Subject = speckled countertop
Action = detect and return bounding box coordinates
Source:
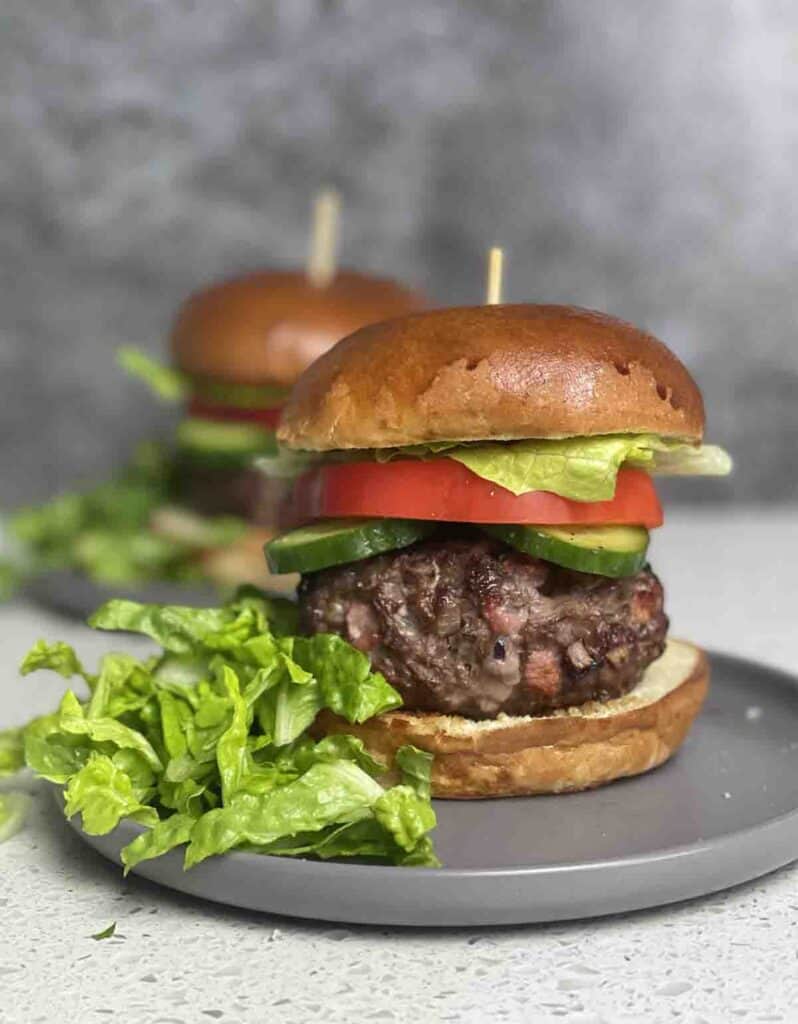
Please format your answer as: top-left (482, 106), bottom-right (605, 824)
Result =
top-left (1, 510), bottom-right (797, 1024)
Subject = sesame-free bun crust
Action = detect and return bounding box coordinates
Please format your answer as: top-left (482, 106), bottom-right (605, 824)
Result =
top-left (278, 305), bottom-right (704, 449)
top-left (171, 270), bottom-right (425, 387)
top-left (313, 640), bottom-right (709, 799)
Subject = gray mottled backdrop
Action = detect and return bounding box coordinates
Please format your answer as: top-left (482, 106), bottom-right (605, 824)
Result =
top-left (2, 0), bottom-right (796, 505)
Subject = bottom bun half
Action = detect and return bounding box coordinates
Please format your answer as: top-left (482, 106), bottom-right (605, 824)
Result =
top-left (150, 505), bottom-right (299, 595)
top-left (313, 639), bottom-right (709, 799)
top-left (198, 527), bottom-right (299, 595)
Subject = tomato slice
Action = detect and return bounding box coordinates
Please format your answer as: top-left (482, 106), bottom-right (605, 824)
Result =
top-left (188, 398), bottom-right (282, 430)
top-left (289, 460), bottom-right (663, 527)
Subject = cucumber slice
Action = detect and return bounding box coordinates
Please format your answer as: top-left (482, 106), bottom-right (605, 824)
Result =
top-left (189, 377), bottom-right (290, 410)
top-left (265, 519), bottom-right (435, 574)
top-left (175, 418), bottom-right (277, 469)
top-left (483, 524), bottom-right (649, 578)
top-left (177, 418), bottom-right (277, 454)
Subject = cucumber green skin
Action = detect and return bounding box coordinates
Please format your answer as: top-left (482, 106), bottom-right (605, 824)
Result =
top-left (174, 445), bottom-right (271, 471)
top-left (482, 524), bottom-right (649, 578)
top-left (175, 419), bottom-right (278, 470)
top-left (189, 376), bottom-right (290, 410)
top-left (265, 519), bottom-right (436, 575)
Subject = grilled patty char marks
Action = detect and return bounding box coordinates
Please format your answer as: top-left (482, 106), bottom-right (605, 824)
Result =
top-left (299, 536), bottom-right (668, 719)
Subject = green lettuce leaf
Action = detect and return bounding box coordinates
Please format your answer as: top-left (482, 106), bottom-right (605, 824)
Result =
top-left (72, 528), bottom-right (193, 586)
top-left (63, 752), bottom-right (159, 834)
top-left (0, 728), bottom-right (25, 778)
top-left (230, 587), bottom-right (299, 638)
top-left (24, 717), bottom-right (92, 784)
top-left (303, 735), bottom-right (387, 777)
top-left (449, 435), bottom-right (730, 500)
top-left (394, 745), bottom-right (434, 800)
top-left (0, 792), bottom-right (31, 843)
top-left (253, 817), bottom-right (439, 865)
top-left (121, 813), bottom-right (196, 873)
top-left (5, 438), bottom-right (252, 590)
top-left (11, 492), bottom-right (89, 553)
top-left (216, 666), bottom-right (250, 803)
top-left (185, 761), bottom-right (384, 867)
top-left (0, 561), bottom-right (22, 601)
top-left (7, 444), bottom-right (189, 586)
top-left (631, 442), bottom-right (733, 477)
top-left (157, 690), bottom-right (192, 761)
top-left (158, 776), bottom-right (212, 817)
top-left (112, 748), bottom-right (156, 795)
top-left (117, 346), bottom-right (188, 402)
top-left (374, 785), bottom-right (437, 853)
top-left (249, 765), bottom-right (439, 867)
top-left (57, 691), bottom-right (163, 771)
top-left (93, 654), bottom-right (154, 719)
top-left (359, 434), bottom-right (732, 501)
top-left (152, 653), bottom-right (210, 689)
top-left (89, 599), bottom-right (260, 654)
top-left (372, 442), bottom-right (460, 462)
top-left (451, 435), bottom-right (648, 499)
top-left (256, 677), bottom-right (323, 748)
top-left (20, 640), bottom-right (90, 683)
top-left (289, 634), bottom-right (402, 723)
top-left (393, 835), bottom-right (440, 867)
top-left (251, 818), bottom-right (389, 859)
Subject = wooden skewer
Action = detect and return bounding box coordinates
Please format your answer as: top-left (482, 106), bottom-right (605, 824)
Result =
top-left (485, 246), bottom-right (504, 305)
top-left (307, 188), bottom-right (341, 288)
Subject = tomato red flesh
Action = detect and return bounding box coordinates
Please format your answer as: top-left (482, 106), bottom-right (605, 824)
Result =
top-left (188, 398), bottom-right (282, 430)
top-left (289, 460), bottom-right (663, 527)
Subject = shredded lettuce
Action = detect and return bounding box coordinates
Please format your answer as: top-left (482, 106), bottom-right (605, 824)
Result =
top-left (7, 588), bottom-right (438, 867)
top-left (3, 441), bottom-right (250, 594)
top-left (117, 347), bottom-right (188, 402)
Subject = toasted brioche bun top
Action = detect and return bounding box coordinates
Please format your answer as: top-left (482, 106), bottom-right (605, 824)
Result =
top-left (278, 304), bottom-right (704, 450)
top-left (170, 270), bottom-right (425, 387)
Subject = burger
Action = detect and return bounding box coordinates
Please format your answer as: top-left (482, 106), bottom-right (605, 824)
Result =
top-left (151, 269), bottom-right (426, 589)
top-left (6, 266), bottom-right (425, 606)
top-left (265, 304), bottom-right (732, 797)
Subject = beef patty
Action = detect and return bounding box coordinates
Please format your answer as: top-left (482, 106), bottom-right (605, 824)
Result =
top-left (298, 536), bottom-right (668, 719)
top-left (172, 460), bottom-right (288, 526)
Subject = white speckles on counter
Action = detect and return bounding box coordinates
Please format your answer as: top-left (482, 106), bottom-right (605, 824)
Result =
top-left (1, 512), bottom-right (798, 1023)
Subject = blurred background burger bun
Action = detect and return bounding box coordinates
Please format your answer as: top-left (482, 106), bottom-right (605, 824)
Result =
top-left (171, 269), bottom-right (427, 386)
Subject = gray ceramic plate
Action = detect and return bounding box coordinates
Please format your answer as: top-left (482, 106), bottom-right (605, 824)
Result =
top-left (26, 570), bottom-right (222, 621)
top-left (61, 651), bottom-right (798, 926)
